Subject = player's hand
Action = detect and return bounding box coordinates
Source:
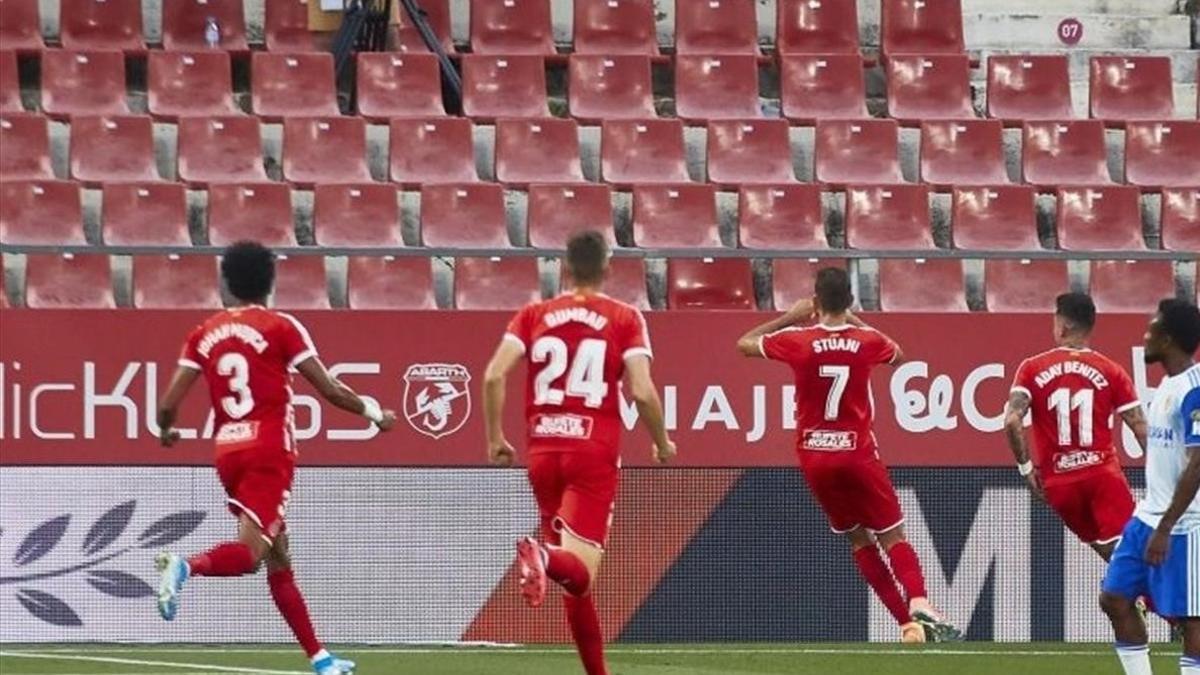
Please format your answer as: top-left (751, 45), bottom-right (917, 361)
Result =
top-left (1023, 472), bottom-right (1045, 502)
top-left (786, 298), bottom-right (816, 323)
top-left (375, 409), bottom-right (397, 432)
top-left (489, 439), bottom-right (516, 467)
top-left (653, 440), bottom-right (677, 465)
top-left (1145, 528), bottom-right (1170, 567)
top-left (159, 428), bottom-right (181, 448)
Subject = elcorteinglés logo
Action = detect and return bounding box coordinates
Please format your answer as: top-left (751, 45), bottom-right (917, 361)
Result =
top-left (403, 363), bottom-right (472, 439)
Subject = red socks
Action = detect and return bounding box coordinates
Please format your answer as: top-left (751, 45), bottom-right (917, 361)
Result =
top-left (564, 594), bottom-right (608, 675)
top-left (187, 542), bottom-right (257, 577)
top-left (268, 568), bottom-right (322, 659)
top-left (545, 546), bottom-right (592, 596)
top-left (885, 542), bottom-right (928, 603)
top-left (853, 546), bottom-right (912, 625)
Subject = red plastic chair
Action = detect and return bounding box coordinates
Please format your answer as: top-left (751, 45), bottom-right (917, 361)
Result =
top-left (495, 118), bottom-right (584, 186)
top-left (1124, 121), bottom-right (1200, 190)
top-left (346, 256), bottom-right (437, 310)
top-left (920, 119), bottom-right (1008, 188)
top-left (1090, 56), bottom-right (1174, 126)
top-left (251, 52), bottom-right (338, 120)
top-left (984, 259), bottom-right (1069, 313)
top-left (265, 0), bottom-right (330, 53)
top-left (60, 0), bottom-right (145, 52)
top-left (177, 116), bottom-right (267, 185)
top-left (420, 183), bottom-right (509, 248)
top-left (567, 54), bottom-right (656, 123)
top-left (780, 53), bottom-right (868, 124)
top-left (25, 254), bottom-right (114, 308)
top-left (69, 115), bottom-right (159, 185)
top-left (147, 50), bottom-right (238, 120)
top-left (461, 55), bottom-right (549, 120)
top-left (881, 0), bottom-right (964, 58)
top-left (282, 116), bottom-right (372, 187)
top-left (454, 257), bottom-right (542, 310)
top-left (1161, 188), bottom-right (1199, 253)
top-left (667, 258), bottom-right (755, 309)
top-left (772, 258), bottom-right (848, 310)
top-left (132, 255), bottom-right (222, 309)
top-left (674, 55), bottom-right (761, 123)
top-left (597, 257), bottom-right (650, 310)
top-left (388, 117), bottom-right (478, 187)
top-left (845, 184), bottom-right (933, 250)
top-left (101, 182), bottom-right (191, 245)
top-left (886, 54), bottom-right (974, 124)
top-left (0, 266), bottom-right (6, 308)
top-left (162, 0), bottom-right (248, 52)
top-left (527, 183), bottom-right (614, 249)
top-left (1090, 260), bottom-right (1176, 313)
top-left (0, 0), bottom-right (42, 52)
top-left (738, 184), bottom-right (826, 249)
top-left (272, 255), bottom-right (329, 310)
top-left (631, 184), bottom-right (720, 248)
top-left (393, 0), bottom-right (454, 53)
top-left (1022, 120), bottom-right (1111, 189)
top-left (0, 180), bottom-right (84, 244)
top-left (814, 119), bottom-right (903, 186)
top-left (207, 183), bottom-right (296, 246)
top-left (600, 119), bottom-right (690, 186)
top-left (675, 0), bottom-right (760, 56)
top-left (1056, 186), bottom-right (1145, 251)
top-left (707, 119), bottom-right (794, 186)
top-left (41, 49), bottom-right (130, 118)
top-left (777, 0), bottom-right (860, 55)
top-left (951, 185), bottom-right (1039, 250)
top-left (573, 0), bottom-right (659, 56)
top-left (986, 55), bottom-right (1073, 126)
top-left (0, 112), bottom-right (53, 180)
top-left (469, 0), bottom-right (555, 55)
top-left (878, 258), bottom-right (966, 312)
top-left (356, 52), bottom-right (445, 121)
top-left (0, 49), bottom-right (20, 111)
top-left (313, 183), bottom-right (402, 246)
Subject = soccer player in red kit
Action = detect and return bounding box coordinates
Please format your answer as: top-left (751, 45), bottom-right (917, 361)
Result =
top-left (154, 242), bottom-right (397, 675)
top-left (737, 267), bottom-right (960, 643)
top-left (1004, 292), bottom-right (1148, 560)
top-left (482, 231), bottom-right (675, 675)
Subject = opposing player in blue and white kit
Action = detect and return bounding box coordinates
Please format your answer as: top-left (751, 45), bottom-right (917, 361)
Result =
top-left (1100, 298), bottom-right (1200, 675)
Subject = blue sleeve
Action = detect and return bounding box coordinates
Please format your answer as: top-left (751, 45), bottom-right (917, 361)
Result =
top-left (1182, 387), bottom-right (1200, 448)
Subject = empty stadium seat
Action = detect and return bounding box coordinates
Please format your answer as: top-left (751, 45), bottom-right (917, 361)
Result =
top-left (282, 116), bottom-right (372, 186)
top-left (1161, 188), bottom-right (1199, 252)
top-left (313, 183), bottom-right (402, 246)
top-left (667, 259), bottom-right (755, 310)
top-left (845, 184), bottom-right (933, 250)
top-left (596, 257), bottom-right (650, 310)
top-left (674, 55), bottom-right (761, 123)
top-left (495, 118), bottom-right (585, 185)
top-left (462, 55), bottom-right (549, 120)
top-left (986, 55), bottom-right (1073, 125)
top-left (1089, 56), bottom-right (1174, 126)
top-left (346, 256), bottom-right (437, 310)
top-left (69, 115), bottom-right (159, 185)
top-left (567, 54), bottom-right (656, 122)
top-left (772, 258), bottom-right (847, 310)
top-left (454, 257), bottom-right (542, 310)
top-left (132, 255), bottom-right (222, 309)
top-left (251, 53), bottom-right (338, 120)
top-left (0, 0), bottom-right (43, 51)
top-left (1124, 121), bottom-right (1200, 190)
top-left (1022, 120), bottom-right (1111, 188)
top-left (176, 116), bottom-right (268, 185)
top-left (601, 119), bottom-right (690, 186)
top-left (420, 183), bottom-right (509, 247)
top-left (60, 0), bottom-right (145, 51)
top-left (880, 0), bottom-right (964, 58)
top-left (207, 183), bottom-right (296, 246)
top-left (41, 49), bottom-right (129, 118)
top-left (0, 181), bottom-right (84, 244)
top-left (101, 182), bottom-right (191, 245)
top-left (162, 0), bottom-right (248, 52)
top-left (776, 0), bottom-right (860, 55)
top-left (1090, 261), bottom-right (1176, 313)
top-left (25, 254), bottom-right (114, 309)
top-left (393, 0), bottom-right (454, 53)
top-left (879, 258), bottom-right (966, 312)
top-left (984, 259), bottom-right (1069, 313)
top-left (0, 113), bottom-right (53, 180)
top-left (707, 119), bottom-right (795, 185)
top-left (265, 0), bottom-right (330, 53)
top-left (271, 256), bottom-right (329, 310)
top-left (0, 49), bottom-right (19, 111)
top-left (1056, 186), bottom-right (1145, 251)
top-left (632, 184), bottom-right (720, 248)
top-left (886, 54), bottom-right (974, 124)
top-left (389, 117), bottom-right (479, 187)
top-left (780, 53), bottom-right (868, 124)
top-left (469, 0), bottom-right (555, 55)
top-left (815, 119), bottom-right (903, 186)
top-left (527, 184), bottom-right (614, 248)
top-left (738, 185), bottom-right (826, 249)
top-left (675, 0), bottom-right (759, 56)
top-left (0, 273), bottom-right (6, 308)
top-left (356, 52), bottom-right (445, 121)
top-left (920, 119), bottom-right (1008, 188)
top-left (951, 185), bottom-right (1039, 250)
top-left (573, 0), bottom-right (659, 56)
top-left (147, 51), bottom-right (239, 120)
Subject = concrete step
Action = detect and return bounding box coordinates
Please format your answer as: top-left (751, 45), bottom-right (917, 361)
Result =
top-left (963, 14), bottom-right (1192, 50)
top-left (963, 0), bottom-right (1182, 15)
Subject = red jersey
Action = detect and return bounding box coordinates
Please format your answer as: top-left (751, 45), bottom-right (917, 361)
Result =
top-left (505, 293), bottom-right (652, 460)
top-left (761, 324), bottom-right (898, 462)
top-left (1011, 347), bottom-right (1139, 486)
top-left (178, 306), bottom-right (317, 458)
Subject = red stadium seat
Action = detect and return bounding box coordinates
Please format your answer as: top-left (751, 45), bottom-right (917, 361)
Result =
top-left (162, 0), bottom-right (248, 52)
top-left (845, 184), bottom-right (933, 250)
top-left (282, 116), bottom-right (371, 187)
top-left (674, 55), bottom-right (761, 123)
top-left (132, 255), bottom-right (222, 309)
top-left (24, 254), bottom-right (114, 309)
top-left (0, 0), bottom-right (42, 52)
top-left (920, 119), bottom-right (1008, 189)
top-left (597, 258), bottom-right (650, 310)
top-left (950, 185), bottom-right (1039, 250)
top-left (60, 0), bottom-right (144, 52)
top-left (356, 52), bottom-right (445, 121)
top-left (388, 117), bottom-right (478, 187)
top-left (777, 0), bottom-right (860, 55)
top-left (454, 257), bottom-right (542, 310)
top-left (667, 258), bottom-right (755, 310)
top-left (420, 183), bottom-right (508, 247)
top-left (886, 54), bottom-right (974, 124)
top-left (272, 256), bottom-right (329, 310)
top-left (495, 118), bottom-right (584, 186)
top-left (251, 53), bottom-right (338, 120)
top-left (176, 116), bottom-right (267, 185)
top-left (879, 258), bottom-right (966, 312)
top-left (0, 49), bottom-right (20, 112)
top-left (1124, 121), bottom-right (1200, 190)
top-left (1090, 260), bottom-right (1176, 313)
top-left (986, 55), bottom-right (1073, 126)
top-left (1089, 56), bottom-right (1174, 126)
top-left (1161, 188), bottom-right (1199, 252)
top-left (772, 258), bottom-right (848, 310)
top-left (600, 119), bottom-right (690, 186)
top-left (469, 0), bottom-right (555, 55)
top-left (393, 0), bottom-right (454, 53)
top-left (101, 182), bottom-right (190, 245)
top-left (41, 49), bottom-right (129, 118)
top-left (313, 183), bottom-right (402, 246)
top-left (631, 184), bottom-right (720, 248)
top-left (707, 119), bottom-right (795, 186)
top-left (147, 51), bottom-right (238, 120)
top-left (346, 256), bottom-right (437, 310)
top-left (0, 180), bottom-right (84, 244)
top-left (527, 183), bottom-right (614, 248)
top-left (675, 0), bottom-right (759, 56)
top-left (780, 53), bottom-right (868, 124)
top-left (881, 0), bottom-right (964, 58)
top-left (462, 55), bottom-right (549, 120)
top-left (265, 0), bottom-right (330, 53)
top-left (738, 184), bottom-right (826, 249)
top-left (207, 183), bottom-right (296, 246)
top-left (1056, 186), bottom-right (1145, 251)
top-left (984, 259), bottom-right (1069, 313)
top-left (69, 115), bottom-right (159, 185)
top-left (573, 0), bottom-right (659, 56)
top-left (814, 119), bottom-right (903, 186)
top-left (0, 112), bottom-right (53, 180)
top-left (567, 54), bottom-right (656, 123)
top-left (1022, 120), bottom-right (1111, 189)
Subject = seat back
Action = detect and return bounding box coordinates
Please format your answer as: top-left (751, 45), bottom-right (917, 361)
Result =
top-left (738, 185), bottom-right (826, 249)
top-left (986, 55), bottom-right (1073, 124)
top-left (878, 258), bottom-right (967, 312)
top-left (455, 257), bottom-right (542, 310)
top-left (207, 183), bottom-right (296, 246)
top-left (707, 119), bottom-right (795, 185)
top-left (133, 255), bottom-right (222, 309)
top-left (631, 184), bottom-right (720, 248)
top-left (919, 119), bottom-right (1008, 188)
top-left (469, 0), bottom-right (555, 55)
top-left (26, 254), bottom-right (114, 308)
top-left (667, 259), bottom-right (756, 309)
top-left (845, 184), bottom-right (933, 250)
top-left (420, 183), bottom-right (509, 248)
top-left (777, 0), bottom-right (860, 55)
top-left (527, 184), bottom-right (615, 249)
top-left (573, 0), bottom-right (659, 55)
top-left (815, 119), bottom-right (902, 186)
top-left (148, 50), bottom-right (238, 120)
top-left (675, 0), bottom-right (759, 55)
top-left (984, 259), bottom-right (1070, 313)
top-left (462, 55), bottom-right (549, 120)
top-left (950, 185), bottom-right (1039, 250)
top-left (780, 53), bottom-right (868, 124)
top-left (251, 52), bottom-right (338, 120)
top-left (347, 256), bottom-right (437, 310)
top-left (177, 115), bottom-right (267, 185)
top-left (356, 52), bottom-right (445, 120)
top-left (567, 54), bottom-right (655, 122)
top-left (102, 182), bottom-right (191, 245)
top-left (0, 180), bottom-right (84, 244)
top-left (313, 183), bottom-right (402, 246)
top-left (389, 117), bottom-right (478, 186)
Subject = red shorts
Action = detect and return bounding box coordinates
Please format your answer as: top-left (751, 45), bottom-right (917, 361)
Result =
top-left (1043, 470), bottom-right (1135, 545)
top-left (215, 445), bottom-right (295, 543)
top-left (527, 450), bottom-right (619, 549)
top-left (800, 455), bottom-right (905, 534)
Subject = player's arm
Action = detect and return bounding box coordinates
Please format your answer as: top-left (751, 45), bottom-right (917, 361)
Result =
top-left (157, 365), bottom-right (201, 447)
top-left (1119, 405), bottom-right (1149, 453)
top-left (1003, 389), bottom-right (1044, 500)
top-left (736, 298), bottom-right (814, 358)
top-left (482, 338), bottom-right (524, 467)
top-left (625, 354), bottom-right (675, 464)
top-left (1146, 446), bottom-right (1200, 565)
top-left (295, 357), bottom-right (396, 430)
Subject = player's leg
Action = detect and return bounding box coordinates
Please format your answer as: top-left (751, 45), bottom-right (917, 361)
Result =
top-left (1182, 619), bottom-right (1200, 674)
top-left (266, 534), bottom-right (356, 675)
top-left (156, 510), bottom-right (270, 621)
top-left (843, 525), bottom-right (919, 639)
top-left (517, 453), bottom-right (566, 607)
top-left (555, 528), bottom-right (609, 675)
top-left (1100, 520), bottom-right (1153, 675)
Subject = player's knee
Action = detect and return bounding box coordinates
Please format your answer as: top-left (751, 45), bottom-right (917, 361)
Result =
top-left (1099, 591), bottom-right (1131, 617)
top-left (846, 528), bottom-right (875, 551)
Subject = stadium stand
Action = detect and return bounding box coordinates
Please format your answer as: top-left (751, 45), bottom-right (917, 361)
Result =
top-left (738, 185), bottom-right (826, 249)
top-left (983, 259), bottom-right (1071, 313)
top-left (878, 258), bottom-right (967, 312)
top-left (355, 52), bottom-right (446, 121)
top-left (776, 0), bottom-right (861, 56)
top-left (454, 257), bottom-right (542, 310)
top-left (1124, 121), bottom-right (1200, 190)
top-left (461, 55), bottom-right (550, 120)
top-left (814, 119), bottom-right (904, 186)
top-left (161, 0), bottom-right (248, 53)
top-left (674, 0), bottom-right (760, 56)
top-left (494, 118), bottom-right (586, 186)
top-left (131, 255), bottom-right (223, 309)
top-left (631, 184), bottom-right (721, 248)
top-left (1056, 186), bottom-right (1146, 251)
top-left (919, 120), bottom-right (1009, 188)
top-left (389, 117), bottom-right (480, 187)
top-left (950, 185), bottom-right (1040, 251)
top-left (600, 119), bottom-right (690, 186)
top-left (1089, 56), bottom-right (1176, 125)
top-left (986, 55), bottom-right (1074, 125)
top-left (392, 0), bottom-right (454, 53)
top-left (572, 0), bottom-right (660, 56)
top-left (469, 0), bottom-right (556, 56)
top-left (666, 258), bottom-right (755, 309)
top-left (265, 0), bottom-right (330, 53)
top-left (780, 53), bottom-right (869, 124)
top-left (0, 180), bottom-right (85, 244)
top-left (272, 255), bottom-right (330, 309)
top-left (567, 54), bottom-right (657, 122)
top-left (772, 258), bottom-right (848, 310)
top-left (59, 0), bottom-right (145, 52)
top-left (526, 184), bottom-right (615, 248)
top-left (206, 183), bottom-right (297, 246)
top-left (282, 116), bottom-right (373, 187)
top-left (101, 182), bottom-right (191, 245)
top-left (0, 0), bottom-right (43, 52)
top-left (177, 116), bottom-right (269, 185)
top-left (41, 49), bottom-right (129, 118)
top-left (597, 257), bottom-right (651, 310)
top-left (312, 183), bottom-right (403, 247)
top-left (346, 256), bottom-right (438, 310)
top-left (0, 113), bottom-right (54, 181)
top-left (674, 55), bottom-right (762, 122)
top-left (1090, 260), bottom-right (1177, 313)
top-left (147, 51), bottom-right (239, 120)
top-left (880, 0), bottom-right (965, 58)
top-left (0, 49), bottom-right (19, 111)
top-left (24, 253), bottom-right (114, 308)
top-left (251, 52), bottom-right (339, 120)
top-left (1022, 120), bottom-right (1112, 189)
top-left (885, 54), bottom-right (974, 124)
top-left (419, 183), bottom-right (509, 248)
top-left (706, 119), bottom-right (796, 186)
top-left (1161, 188), bottom-right (1199, 252)
top-left (844, 184), bottom-right (934, 250)
top-left (69, 115), bottom-right (160, 185)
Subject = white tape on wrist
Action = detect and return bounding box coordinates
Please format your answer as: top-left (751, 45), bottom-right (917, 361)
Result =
top-left (1017, 461), bottom-right (1034, 477)
top-left (361, 398), bottom-right (384, 424)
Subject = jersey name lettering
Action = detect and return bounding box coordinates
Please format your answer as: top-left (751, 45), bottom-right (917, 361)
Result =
top-left (197, 323), bottom-right (269, 359)
top-left (812, 337), bottom-right (861, 354)
top-left (1033, 361), bottom-right (1111, 390)
top-left (543, 307), bottom-right (609, 331)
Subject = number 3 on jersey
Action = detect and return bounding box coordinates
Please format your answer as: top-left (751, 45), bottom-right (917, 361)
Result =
top-left (531, 336), bottom-right (609, 408)
top-left (217, 353), bottom-right (255, 419)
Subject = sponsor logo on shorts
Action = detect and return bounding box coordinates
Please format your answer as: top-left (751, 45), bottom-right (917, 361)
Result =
top-left (802, 430), bottom-right (857, 452)
top-left (403, 363), bottom-right (472, 440)
top-left (532, 414), bottom-right (594, 439)
top-left (215, 421), bottom-right (258, 445)
top-left (1052, 450), bottom-right (1103, 473)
